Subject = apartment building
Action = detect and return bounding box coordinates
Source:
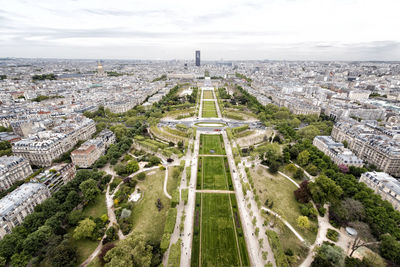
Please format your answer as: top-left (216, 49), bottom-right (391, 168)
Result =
top-left (331, 120), bottom-right (400, 176)
top-left (35, 163), bottom-right (76, 193)
top-left (71, 139), bottom-right (105, 168)
top-left (12, 118), bottom-right (96, 167)
top-left (0, 156), bottom-right (33, 191)
top-left (70, 129), bottom-right (115, 168)
top-left (0, 183), bottom-right (50, 239)
top-left (313, 136), bottom-right (363, 167)
top-left (360, 172), bottom-right (400, 211)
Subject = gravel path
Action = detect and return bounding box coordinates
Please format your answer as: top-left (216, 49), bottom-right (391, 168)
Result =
top-left (261, 207), bottom-right (305, 243)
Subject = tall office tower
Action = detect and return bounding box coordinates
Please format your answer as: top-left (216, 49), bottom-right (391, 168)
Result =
top-left (195, 50), bottom-right (200, 66)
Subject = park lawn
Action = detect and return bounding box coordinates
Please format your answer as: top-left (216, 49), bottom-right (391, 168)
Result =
top-left (263, 212), bottom-right (309, 266)
top-left (130, 169), bottom-right (171, 243)
top-left (191, 193), bottom-right (202, 267)
top-left (82, 193), bottom-right (107, 219)
top-left (199, 156), bottom-right (230, 190)
top-left (75, 238), bottom-right (100, 266)
top-left (202, 101), bottom-right (217, 118)
top-left (250, 166), bottom-right (317, 244)
top-left (167, 166), bottom-right (181, 196)
top-left (203, 90), bottom-right (214, 99)
top-left (200, 193), bottom-right (242, 267)
top-left (200, 134), bottom-right (225, 155)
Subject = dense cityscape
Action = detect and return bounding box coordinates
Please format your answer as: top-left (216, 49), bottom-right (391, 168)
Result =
top-left (0, 55), bottom-right (399, 267)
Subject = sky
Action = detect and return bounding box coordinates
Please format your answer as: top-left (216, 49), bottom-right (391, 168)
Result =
top-left (0, 0), bottom-right (399, 61)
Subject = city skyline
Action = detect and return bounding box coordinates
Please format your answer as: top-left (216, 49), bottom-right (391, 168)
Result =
top-left (1, 0), bottom-right (400, 61)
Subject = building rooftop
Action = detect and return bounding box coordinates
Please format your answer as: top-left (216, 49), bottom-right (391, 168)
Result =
top-left (0, 182), bottom-right (47, 217)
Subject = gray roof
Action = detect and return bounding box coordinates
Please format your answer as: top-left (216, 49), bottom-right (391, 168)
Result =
top-left (0, 183), bottom-right (47, 217)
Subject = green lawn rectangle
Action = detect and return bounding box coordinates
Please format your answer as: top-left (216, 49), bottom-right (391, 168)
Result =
top-left (200, 134), bottom-right (225, 155)
top-left (202, 101), bottom-right (217, 117)
top-left (197, 156), bottom-right (230, 190)
top-left (200, 193), bottom-right (242, 267)
top-left (203, 90), bottom-right (214, 99)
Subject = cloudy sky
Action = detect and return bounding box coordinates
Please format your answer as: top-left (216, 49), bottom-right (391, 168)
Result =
top-left (0, 0), bottom-right (399, 60)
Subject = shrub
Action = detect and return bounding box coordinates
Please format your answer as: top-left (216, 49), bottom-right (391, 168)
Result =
top-left (326, 229), bottom-right (339, 242)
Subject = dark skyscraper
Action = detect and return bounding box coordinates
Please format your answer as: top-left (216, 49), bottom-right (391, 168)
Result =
top-left (195, 50), bottom-right (200, 66)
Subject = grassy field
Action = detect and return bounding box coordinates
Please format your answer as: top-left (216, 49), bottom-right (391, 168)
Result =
top-left (203, 90), bottom-right (214, 99)
top-left (197, 156), bottom-right (232, 190)
top-left (197, 193), bottom-right (248, 267)
top-left (250, 166), bottom-right (317, 244)
top-left (130, 169), bottom-right (171, 243)
top-left (199, 134), bottom-right (225, 155)
top-left (167, 166), bottom-right (181, 195)
top-left (202, 101), bottom-right (218, 118)
top-left (82, 193), bottom-right (107, 218)
top-left (263, 212), bottom-right (309, 266)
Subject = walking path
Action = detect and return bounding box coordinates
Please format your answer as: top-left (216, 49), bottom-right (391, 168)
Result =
top-left (223, 131), bottom-right (276, 266)
top-left (195, 189), bottom-right (235, 194)
top-left (162, 138), bottom-right (194, 266)
top-left (80, 166), bottom-right (125, 267)
top-left (163, 166), bottom-right (172, 199)
top-left (260, 163), bottom-right (300, 188)
top-left (261, 207), bottom-right (305, 243)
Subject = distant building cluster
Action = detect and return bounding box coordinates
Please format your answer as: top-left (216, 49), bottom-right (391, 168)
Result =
top-left (331, 119), bottom-right (400, 176)
top-left (12, 116), bottom-right (96, 166)
top-left (313, 136), bottom-right (363, 167)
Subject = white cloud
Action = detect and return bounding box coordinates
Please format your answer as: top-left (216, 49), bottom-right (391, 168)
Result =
top-left (0, 0), bottom-right (399, 60)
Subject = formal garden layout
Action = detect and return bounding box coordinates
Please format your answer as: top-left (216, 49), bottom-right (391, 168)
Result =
top-left (201, 101), bottom-right (218, 118)
top-left (2, 78), bottom-right (397, 267)
top-left (202, 90), bottom-right (214, 100)
top-left (191, 193), bottom-right (249, 267)
top-left (199, 134), bottom-right (225, 155)
top-left (196, 156), bottom-right (232, 191)
top-left (191, 135), bottom-right (249, 266)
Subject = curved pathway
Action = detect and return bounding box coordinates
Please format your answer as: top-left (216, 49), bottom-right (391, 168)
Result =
top-left (261, 207), bottom-right (305, 243)
top-left (163, 166), bottom-right (172, 199)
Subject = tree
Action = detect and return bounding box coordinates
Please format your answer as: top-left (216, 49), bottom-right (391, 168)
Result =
top-left (0, 256), bottom-right (5, 267)
top-left (22, 225), bottom-right (53, 254)
top-left (73, 218), bottom-right (96, 240)
top-left (137, 172), bottom-right (146, 180)
top-left (308, 175), bottom-right (343, 204)
top-left (79, 179), bottom-right (100, 203)
top-left (338, 164), bottom-right (349, 173)
top-left (294, 168), bottom-right (305, 180)
top-left (342, 198), bottom-right (365, 221)
top-left (126, 160), bottom-right (139, 174)
top-left (68, 210), bottom-right (84, 226)
top-left (297, 150), bottom-right (310, 166)
top-left (311, 243), bottom-right (345, 267)
top-left (0, 233), bottom-right (23, 259)
top-left (294, 180), bottom-right (311, 203)
top-left (348, 221), bottom-right (375, 257)
top-left (305, 164), bottom-right (319, 176)
top-left (285, 163), bottom-right (297, 173)
top-left (10, 252), bottom-right (31, 267)
top-left (99, 243), bottom-right (115, 264)
top-left (48, 240), bottom-right (77, 267)
top-left (298, 125), bottom-right (320, 140)
top-left (297, 216), bottom-right (310, 229)
top-left (104, 233), bottom-right (152, 267)
top-left (379, 234), bottom-right (400, 265)
top-left (268, 161), bottom-right (280, 174)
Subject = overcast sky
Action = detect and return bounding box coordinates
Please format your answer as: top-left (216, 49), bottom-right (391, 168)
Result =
top-left (0, 0), bottom-right (399, 60)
